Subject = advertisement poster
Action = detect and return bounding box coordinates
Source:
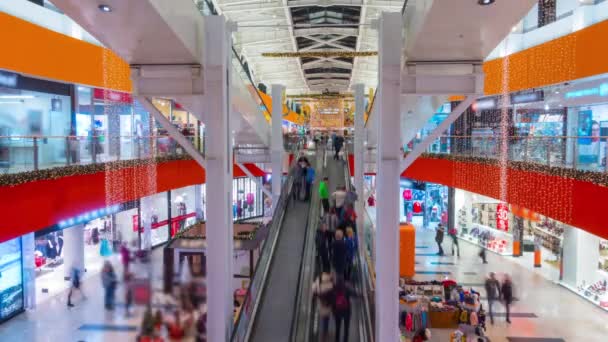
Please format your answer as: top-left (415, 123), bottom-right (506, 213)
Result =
top-left (0, 237), bottom-right (24, 321)
top-left (578, 110), bottom-right (600, 164)
top-left (496, 203), bottom-right (509, 232)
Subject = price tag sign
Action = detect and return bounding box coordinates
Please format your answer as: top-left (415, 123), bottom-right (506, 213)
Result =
top-left (496, 203), bottom-right (509, 231)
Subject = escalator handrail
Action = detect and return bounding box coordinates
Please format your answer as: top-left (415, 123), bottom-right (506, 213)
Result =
top-left (344, 150), bottom-right (375, 342)
top-left (230, 148), bottom-right (302, 342)
top-left (290, 148), bottom-right (324, 342)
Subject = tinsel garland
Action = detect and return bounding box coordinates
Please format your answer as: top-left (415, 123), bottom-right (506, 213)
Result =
top-left (0, 155), bottom-right (191, 188)
top-left (262, 51), bottom-right (377, 58)
top-left (287, 93), bottom-right (354, 99)
top-left (417, 153), bottom-right (608, 188)
top-left (171, 220), bottom-right (260, 241)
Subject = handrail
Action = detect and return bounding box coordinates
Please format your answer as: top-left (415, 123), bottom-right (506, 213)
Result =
top-left (344, 150), bottom-right (375, 342)
top-left (290, 149), bottom-right (322, 342)
top-left (230, 147), bottom-right (301, 342)
top-left (363, 88), bottom-right (377, 127)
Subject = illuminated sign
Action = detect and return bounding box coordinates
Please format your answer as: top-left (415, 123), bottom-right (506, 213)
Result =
top-left (565, 83), bottom-right (608, 99)
top-left (510, 90), bottom-right (543, 104)
top-left (473, 98), bottom-right (497, 111)
top-left (0, 71), bottom-right (18, 88)
top-left (58, 204), bottom-right (121, 228)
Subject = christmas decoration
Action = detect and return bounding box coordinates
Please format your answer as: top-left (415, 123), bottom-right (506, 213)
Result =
top-left (262, 51), bottom-right (377, 58)
top-left (171, 220), bottom-right (261, 241)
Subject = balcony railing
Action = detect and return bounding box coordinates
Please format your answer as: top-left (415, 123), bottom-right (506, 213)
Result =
top-left (408, 135), bottom-right (608, 173)
top-left (0, 134), bottom-right (204, 174)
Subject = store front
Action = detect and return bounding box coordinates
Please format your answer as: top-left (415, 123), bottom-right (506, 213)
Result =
top-left (0, 71), bottom-right (72, 173)
top-left (399, 179), bottom-right (448, 229)
top-left (454, 189), bottom-right (564, 280)
top-left (232, 176), bottom-right (265, 221)
top-left (0, 237), bottom-right (24, 323)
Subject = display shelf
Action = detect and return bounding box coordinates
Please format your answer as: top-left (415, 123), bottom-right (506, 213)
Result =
top-left (458, 234), bottom-right (512, 256)
top-left (560, 282), bottom-right (608, 312)
top-left (472, 223), bottom-right (512, 237)
top-left (533, 226), bottom-right (563, 240)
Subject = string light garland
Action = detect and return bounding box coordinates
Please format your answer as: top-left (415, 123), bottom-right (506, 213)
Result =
top-left (262, 51), bottom-right (377, 58)
top-left (0, 155), bottom-right (190, 188)
top-left (414, 153), bottom-right (608, 187)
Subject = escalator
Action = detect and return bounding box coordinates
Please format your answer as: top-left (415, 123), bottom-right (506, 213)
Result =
top-left (231, 150), bottom-right (320, 342)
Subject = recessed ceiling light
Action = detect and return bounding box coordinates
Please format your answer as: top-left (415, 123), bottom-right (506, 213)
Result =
top-left (544, 104), bottom-right (550, 110)
top-left (98, 4), bottom-right (112, 13)
top-left (478, 0), bottom-right (495, 5)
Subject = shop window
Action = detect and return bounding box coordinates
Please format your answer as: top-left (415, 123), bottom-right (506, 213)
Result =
top-left (538, 0), bottom-right (557, 27)
top-left (0, 237), bottom-right (24, 322)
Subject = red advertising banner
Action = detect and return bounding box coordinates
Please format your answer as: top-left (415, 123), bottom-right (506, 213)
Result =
top-left (94, 88), bottom-right (133, 103)
top-left (496, 203), bottom-right (509, 231)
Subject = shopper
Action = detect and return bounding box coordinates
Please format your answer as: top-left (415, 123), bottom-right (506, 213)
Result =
top-left (501, 274), bottom-right (514, 324)
top-left (305, 162), bottom-right (316, 201)
top-left (479, 246), bottom-right (488, 264)
top-left (120, 242), bottom-right (131, 275)
top-left (344, 187), bottom-right (358, 209)
top-left (67, 266), bottom-right (85, 308)
top-left (331, 278), bottom-right (357, 342)
top-left (435, 224), bottom-right (445, 256)
top-left (344, 227), bottom-right (358, 281)
top-left (484, 272), bottom-right (501, 324)
top-left (332, 186), bottom-right (347, 221)
top-left (316, 223), bottom-right (332, 273)
top-left (101, 261), bottom-right (118, 311)
top-left (312, 273), bottom-right (334, 341)
top-left (332, 230), bottom-right (348, 279)
top-left (319, 177), bottom-right (330, 215)
top-left (124, 271), bottom-right (134, 317)
top-left (333, 134), bottom-right (344, 160)
top-left (448, 226), bottom-right (460, 257)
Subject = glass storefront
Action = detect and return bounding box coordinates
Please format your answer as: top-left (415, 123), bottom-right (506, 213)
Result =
top-left (568, 103), bottom-right (608, 171)
top-left (0, 72), bottom-right (72, 173)
top-left (0, 237), bottom-right (24, 322)
top-left (171, 186), bottom-right (197, 237)
top-left (141, 191), bottom-right (170, 248)
top-left (399, 179), bottom-right (448, 229)
top-left (232, 177), bottom-right (265, 221)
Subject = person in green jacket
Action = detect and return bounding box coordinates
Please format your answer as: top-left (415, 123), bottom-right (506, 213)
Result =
top-left (319, 176), bottom-right (330, 215)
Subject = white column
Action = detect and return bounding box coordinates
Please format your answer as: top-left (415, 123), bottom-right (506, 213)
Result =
top-left (203, 15), bottom-right (234, 341)
top-left (271, 84), bottom-right (285, 211)
top-left (21, 233), bottom-right (36, 309)
top-left (194, 184), bottom-right (204, 220)
top-left (375, 12), bottom-right (403, 342)
top-left (572, 0), bottom-right (595, 32)
top-left (63, 224), bottom-right (85, 279)
top-left (354, 83), bottom-right (366, 247)
top-left (141, 196), bottom-right (153, 251)
top-left (562, 225), bottom-right (600, 288)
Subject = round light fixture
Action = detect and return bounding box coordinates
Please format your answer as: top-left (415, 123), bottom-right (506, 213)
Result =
top-left (98, 4), bottom-right (112, 12)
top-left (478, 0), bottom-right (495, 5)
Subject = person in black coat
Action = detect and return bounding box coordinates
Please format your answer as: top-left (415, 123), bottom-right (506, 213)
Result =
top-left (332, 230), bottom-right (348, 278)
top-left (435, 224), bottom-right (445, 256)
top-left (316, 223), bottom-right (332, 273)
top-left (329, 278), bottom-right (358, 342)
top-left (501, 274), bottom-right (514, 324)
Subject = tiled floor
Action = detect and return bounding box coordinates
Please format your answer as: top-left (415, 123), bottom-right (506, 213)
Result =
top-left (2, 221), bottom-right (608, 341)
top-left (414, 227), bottom-right (608, 342)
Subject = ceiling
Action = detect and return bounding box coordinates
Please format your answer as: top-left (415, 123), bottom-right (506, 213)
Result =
top-left (214, 0), bottom-right (402, 94)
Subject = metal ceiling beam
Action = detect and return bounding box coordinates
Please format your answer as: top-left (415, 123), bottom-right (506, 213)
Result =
top-left (302, 58), bottom-right (353, 68)
top-left (293, 27), bottom-right (358, 37)
top-left (301, 35), bottom-right (355, 51)
top-left (282, 0), bottom-right (308, 91)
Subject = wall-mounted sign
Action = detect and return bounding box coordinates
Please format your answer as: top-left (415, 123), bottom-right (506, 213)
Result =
top-left (510, 90), bottom-right (544, 104)
top-left (565, 83), bottom-right (608, 99)
top-left (0, 71), bottom-right (18, 88)
top-left (496, 203), bottom-right (509, 231)
top-left (472, 97), bottom-right (497, 111)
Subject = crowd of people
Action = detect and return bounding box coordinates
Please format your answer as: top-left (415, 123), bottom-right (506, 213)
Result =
top-left (314, 173), bottom-right (361, 341)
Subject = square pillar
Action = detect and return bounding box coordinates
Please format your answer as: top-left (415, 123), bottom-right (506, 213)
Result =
top-left (203, 15), bottom-right (234, 341)
top-left (63, 224), bottom-right (85, 279)
top-left (354, 83), bottom-right (366, 248)
top-left (375, 12), bottom-right (403, 342)
top-left (271, 84), bottom-right (285, 211)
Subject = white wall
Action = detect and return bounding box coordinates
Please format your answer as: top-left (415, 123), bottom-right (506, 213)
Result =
top-left (562, 225), bottom-right (601, 288)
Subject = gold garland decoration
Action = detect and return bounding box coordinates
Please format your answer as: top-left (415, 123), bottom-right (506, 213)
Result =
top-left (171, 220), bottom-right (261, 241)
top-left (287, 93), bottom-right (354, 99)
top-left (415, 153), bottom-right (608, 188)
top-left (0, 155), bottom-right (190, 188)
top-left (262, 51), bottom-right (377, 58)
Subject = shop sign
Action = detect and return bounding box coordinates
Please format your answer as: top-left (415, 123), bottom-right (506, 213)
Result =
top-left (510, 90), bottom-right (543, 104)
top-left (472, 97), bottom-right (497, 111)
top-left (496, 203), bottom-right (509, 231)
top-left (0, 71), bottom-right (18, 88)
top-left (565, 83), bottom-right (608, 99)
top-left (93, 88), bottom-right (133, 103)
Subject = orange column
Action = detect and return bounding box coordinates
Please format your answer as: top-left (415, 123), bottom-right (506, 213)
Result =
top-left (400, 223), bottom-right (416, 278)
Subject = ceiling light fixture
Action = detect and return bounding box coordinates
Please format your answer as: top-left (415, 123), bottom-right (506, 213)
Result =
top-left (478, 0), bottom-right (495, 5)
top-left (98, 4), bottom-right (112, 13)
